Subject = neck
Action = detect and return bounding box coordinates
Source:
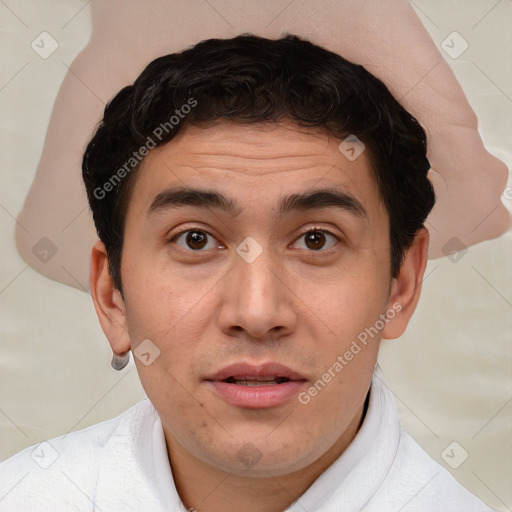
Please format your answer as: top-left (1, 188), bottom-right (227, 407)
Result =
top-left (164, 399), bottom-right (368, 512)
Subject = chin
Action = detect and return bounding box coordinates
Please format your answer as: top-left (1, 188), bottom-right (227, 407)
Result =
top-left (195, 426), bottom-right (327, 477)
top-left (210, 447), bottom-right (316, 477)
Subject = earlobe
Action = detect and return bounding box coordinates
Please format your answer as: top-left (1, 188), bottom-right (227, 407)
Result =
top-left (382, 228), bottom-right (429, 340)
top-left (89, 241), bottom-right (131, 355)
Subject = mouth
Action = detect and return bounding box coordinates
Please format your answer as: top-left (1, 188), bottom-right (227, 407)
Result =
top-left (206, 362), bottom-right (307, 409)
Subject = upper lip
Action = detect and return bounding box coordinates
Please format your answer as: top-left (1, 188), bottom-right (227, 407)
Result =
top-left (206, 362), bottom-right (307, 382)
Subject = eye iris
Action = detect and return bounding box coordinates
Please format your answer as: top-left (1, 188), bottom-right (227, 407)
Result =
top-left (305, 231), bottom-right (325, 250)
top-left (186, 231), bottom-right (207, 250)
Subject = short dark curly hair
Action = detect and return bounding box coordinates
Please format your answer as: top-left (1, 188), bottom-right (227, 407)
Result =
top-left (83, 34), bottom-right (435, 294)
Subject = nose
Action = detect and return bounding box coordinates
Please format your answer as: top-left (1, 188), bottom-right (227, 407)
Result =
top-left (217, 247), bottom-right (298, 341)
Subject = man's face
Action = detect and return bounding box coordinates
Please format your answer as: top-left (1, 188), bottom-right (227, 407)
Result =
top-left (120, 121), bottom-right (393, 476)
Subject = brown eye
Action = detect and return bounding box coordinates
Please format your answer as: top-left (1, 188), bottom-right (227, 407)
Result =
top-left (293, 229), bottom-right (338, 251)
top-left (173, 230), bottom-right (218, 251)
top-left (305, 231), bottom-right (326, 250)
top-left (186, 231), bottom-right (207, 249)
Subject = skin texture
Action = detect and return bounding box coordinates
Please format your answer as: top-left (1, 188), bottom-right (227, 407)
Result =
top-left (90, 121), bottom-right (429, 512)
top-left (15, 0), bottom-right (509, 291)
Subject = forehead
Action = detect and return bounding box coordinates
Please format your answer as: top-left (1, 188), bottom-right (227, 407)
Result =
top-left (126, 121), bottom-right (383, 220)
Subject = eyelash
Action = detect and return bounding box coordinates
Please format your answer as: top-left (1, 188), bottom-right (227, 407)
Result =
top-left (168, 226), bottom-right (341, 253)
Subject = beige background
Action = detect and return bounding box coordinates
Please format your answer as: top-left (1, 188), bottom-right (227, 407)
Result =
top-left (0, 0), bottom-right (511, 510)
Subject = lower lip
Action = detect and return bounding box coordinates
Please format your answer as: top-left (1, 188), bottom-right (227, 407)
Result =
top-left (207, 380), bottom-right (306, 409)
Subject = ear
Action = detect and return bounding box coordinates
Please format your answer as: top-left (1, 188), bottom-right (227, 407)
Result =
top-left (89, 240), bottom-right (131, 355)
top-left (382, 228), bottom-right (429, 340)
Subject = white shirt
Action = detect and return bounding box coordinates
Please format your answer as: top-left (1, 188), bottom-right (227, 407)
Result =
top-left (0, 365), bottom-right (496, 511)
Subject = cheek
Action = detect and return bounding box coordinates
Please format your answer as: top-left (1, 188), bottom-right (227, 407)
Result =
top-left (122, 247), bottom-right (211, 341)
top-left (292, 264), bottom-right (389, 409)
top-left (122, 267), bottom-right (215, 413)
top-left (297, 261), bottom-right (389, 339)
top-left (137, 360), bottom-right (223, 461)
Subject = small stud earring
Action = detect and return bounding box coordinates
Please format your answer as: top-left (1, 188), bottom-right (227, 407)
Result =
top-left (111, 352), bottom-right (130, 371)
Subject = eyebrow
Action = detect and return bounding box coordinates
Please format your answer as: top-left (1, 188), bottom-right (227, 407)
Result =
top-left (147, 186), bottom-right (367, 219)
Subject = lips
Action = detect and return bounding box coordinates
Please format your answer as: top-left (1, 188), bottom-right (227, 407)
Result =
top-left (205, 362), bottom-right (307, 409)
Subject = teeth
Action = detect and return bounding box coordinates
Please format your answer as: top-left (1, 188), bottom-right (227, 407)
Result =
top-left (239, 376), bottom-right (277, 381)
top-left (234, 379), bottom-right (279, 386)
top-left (225, 376), bottom-right (290, 386)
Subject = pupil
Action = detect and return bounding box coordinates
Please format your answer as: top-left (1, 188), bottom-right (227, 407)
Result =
top-left (187, 231), bottom-right (207, 250)
top-left (306, 231), bottom-right (325, 250)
